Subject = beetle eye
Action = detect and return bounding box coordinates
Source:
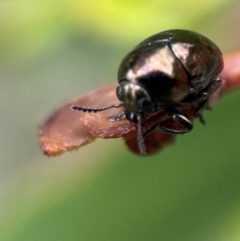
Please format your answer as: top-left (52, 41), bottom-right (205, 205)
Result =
top-left (116, 85), bottom-right (123, 101)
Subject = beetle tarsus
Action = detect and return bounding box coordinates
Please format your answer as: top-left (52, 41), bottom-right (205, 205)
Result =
top-left (195, 99), bottom-right (209, 125)
top-left (108, 112), bottom-right (126, 121)
top-left (197, 113), bottom-right (206, 125)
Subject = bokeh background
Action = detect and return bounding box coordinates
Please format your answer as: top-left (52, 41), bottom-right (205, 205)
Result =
top-left (1, 1), bottom-right (240, 240)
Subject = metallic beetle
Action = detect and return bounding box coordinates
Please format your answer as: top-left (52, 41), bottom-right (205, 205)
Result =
top-left (72, 29), bottom-right (224, 155)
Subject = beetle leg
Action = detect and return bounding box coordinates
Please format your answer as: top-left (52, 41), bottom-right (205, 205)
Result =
top-left (195, 99), bottom-right (208, 125)
top-left (181, 93), bottom-right (206, 104)
top-left (205, 78), bottom-right (222, 95)
top-left (197, 113), bottom-right (206, 126)
top-left (108, 111), bottom-right (126, 121)
top-left (152, 107), bottom-right (193, 134)
top-left (143, 125), bottom-right (158, 139)
top-left (181, 78), bottom-right (222, 104)
top-left (156, 125), bottom-right (191, 134)
top-left (143, 123), bottom-right (189, 138)
top-left (142, 108), bottom-right (193, 139)
top-left (195, 82), bottom-right (218, 124)
top-left (181, 78), bottom-right (222, 124)
top-left (195, 78), bottom-right (222, 102)
top-left (165, 107), bottom-right (193, 130)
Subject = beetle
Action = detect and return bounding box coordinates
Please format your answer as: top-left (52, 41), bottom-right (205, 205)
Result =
top-left (72, 29), bottom-right (224, 155)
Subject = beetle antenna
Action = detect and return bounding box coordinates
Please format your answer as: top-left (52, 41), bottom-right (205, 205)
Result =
top-left (72, 103), bottom-right (123, 113)
top-left (137, 115), bottom-right (146, 156)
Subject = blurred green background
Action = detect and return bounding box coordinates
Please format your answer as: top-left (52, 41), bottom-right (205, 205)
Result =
top-left (1, 1), bottom-right (240, 240)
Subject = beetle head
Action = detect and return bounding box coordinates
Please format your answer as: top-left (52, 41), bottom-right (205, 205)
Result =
top-left (116, 80), bottom-right (156, 122)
